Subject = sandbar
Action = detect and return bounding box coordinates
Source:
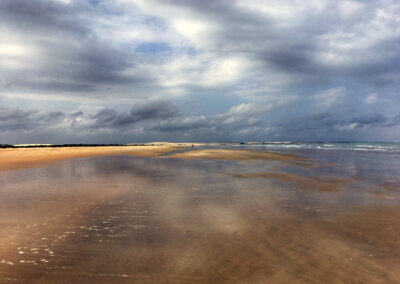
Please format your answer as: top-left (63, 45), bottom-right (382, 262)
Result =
top-left (0, 146), bottom-right (305, 173)
top-left (169, 148), bottom-right (303, 161)
top-left (0, 145), bottom-right (182, 172)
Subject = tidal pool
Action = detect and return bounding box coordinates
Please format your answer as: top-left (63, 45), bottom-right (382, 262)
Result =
top-left (0, 150), bottom-right (399, 283)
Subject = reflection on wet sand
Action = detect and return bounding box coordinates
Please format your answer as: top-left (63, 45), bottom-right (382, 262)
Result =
top-left (229, 172), bottom-right (354, 193)
top-left (168, 148), bottom-right (303, 161)
top-left (0, 145), bottom-right (182, 172)
top-left (379, 181), bottom-right (400, 192)
top-left (0, 152), bottom-right (400, 283)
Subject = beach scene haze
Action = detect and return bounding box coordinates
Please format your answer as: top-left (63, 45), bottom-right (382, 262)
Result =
top-left (1, 0), bottom-right (400, 283)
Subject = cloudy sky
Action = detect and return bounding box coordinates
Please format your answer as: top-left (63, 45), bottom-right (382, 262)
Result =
top-left (1, 0), bottom-right (400, 143)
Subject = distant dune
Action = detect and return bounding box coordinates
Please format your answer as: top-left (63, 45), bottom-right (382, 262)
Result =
top-left (13, 144), bottom-right (53, 147)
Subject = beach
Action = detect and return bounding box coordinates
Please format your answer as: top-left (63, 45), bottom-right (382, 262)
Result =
top-left (0, 145), bottom-right (399, 283)
top-left (0, 145), bottom-right (182, 172)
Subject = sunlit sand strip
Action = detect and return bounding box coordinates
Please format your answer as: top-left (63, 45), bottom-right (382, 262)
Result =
top-left (0, 145), bottom-right (183, 172)
top-left (139, 142), bottom-right (206, 147)
top-left (168, 148), bottom-right (304, 161)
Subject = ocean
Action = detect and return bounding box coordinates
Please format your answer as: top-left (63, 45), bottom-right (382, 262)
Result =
top-left (210, 141), bottom-right (400, 153)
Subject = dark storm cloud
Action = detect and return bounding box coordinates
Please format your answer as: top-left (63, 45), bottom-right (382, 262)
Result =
top-left (71, 111), bottom-right (84, 118)
top-left (41, 111), bottom-right (66, 122)
top-left (350, 113), bottom-right (388, 128)
top-left (0, 107), bottom-right (39, 131)
top-left (130, 101), bottom-right (180, 121)
top-left (383, 113), bottom-right (400, 127)
top-left (0, 0), bottom-right (89, 36)
top-left (92, 108), bottom-right (118, 125)
top-left (0, 0), bottom-right (148, 95)
top-left (0, 107), bottom-right (62, 131)
top-left (90, 100), bottom-right (180, 128)
top-left (272, 111), bottom-right (400, 141)
top-left (1, 102), bottom-right (400, 144)
top-left (71, 45), bottom-right (140, 85)
top-left (310, 113), bottom-right (391, 129)
top-left (0, 107), bottom-right (37, 122)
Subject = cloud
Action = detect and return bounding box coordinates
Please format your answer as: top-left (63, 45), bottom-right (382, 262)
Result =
top-left (151, 116), bottom-right (208, 132)
top-left (131, 100), bottom-right (180, 121)
top-left (41, 111), bottom-right (65, 122)
top-left (0, 107), bottom-right (37, 122)
top-left (1, 101), bottom-right (400, 144)
top-left (338, 1), bottom-right (364, 18)
top-left (365, 93), bottom-right (379, 104)
top-left (0, 107), bottom-right (62, 132)
top-left (0, 0), bottom-right (154, 100)
top-left (350, 113), bottom-right (388, 128)
top-left (215, 103), bottom-right (271, 125)
top-left (71, 111), bottom-right (84, 118)
top-left (312, 87), bottom-right (347, 108)
top-left (0, 0), bottom-right (400, 142)
top-left (383, 113), bottom-right (400, 127)
top-left (87, 100), bottom-right (180, 129)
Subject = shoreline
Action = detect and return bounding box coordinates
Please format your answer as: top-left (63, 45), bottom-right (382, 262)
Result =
top-left (0, 146), bottom-right (304, 173)
top-left (0, 145), bottom-right (183, 172)
top-left (168, 148), bottom-right (303, 161)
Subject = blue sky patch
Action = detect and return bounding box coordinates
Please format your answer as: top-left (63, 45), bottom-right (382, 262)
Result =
top-left (136, 42), bottom-right (171, 54)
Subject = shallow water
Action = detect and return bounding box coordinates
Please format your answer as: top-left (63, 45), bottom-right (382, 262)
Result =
top-left (0, 150), bottom-right (399, 283)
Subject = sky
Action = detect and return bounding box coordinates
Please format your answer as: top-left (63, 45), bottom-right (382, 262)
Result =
top-left (1, 0), bottom-right (400, 144)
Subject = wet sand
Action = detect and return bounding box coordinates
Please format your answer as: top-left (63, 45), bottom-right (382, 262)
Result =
top-left (0, 149), bottom-right (400, 283)
top-left (0, 146), bottom-right (182, 172)
top-left (229, 172), bottom-right (354, 193)
top-left (0, 147), bottom-right (303, 173)
top-left (169, 148), bottom-right (303, 161)
top-left (141, 142), bottom-right (206, 147)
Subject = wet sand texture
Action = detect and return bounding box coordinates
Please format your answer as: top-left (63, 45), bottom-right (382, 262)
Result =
top-left (0, 146), bottom-right (182, 172)
top-left (169, 148), bottom-right (303, 161)
top-left (0, 151), bottom-right (400, 283)
top-left (231, 172), bottom-right (353, 192)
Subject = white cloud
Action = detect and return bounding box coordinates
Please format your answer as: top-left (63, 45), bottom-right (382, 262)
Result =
top-left (144, 53), bottom-right (248, 96)
top-left (0, 43), bottom-right (29, 56)
top-left (51, 0), bottom-right (72, 4)
top-left (335, 123), bottom-right (358, 131)
top-left (216, 102), bottom-right (277, 125)
top-left (313, 87), bottom-right (346, 108)
top-left (317, 1), bottom-right (400, 66)
top-left (365, 93), bottom-right (379, 104)
top-left (339, 1), bottom-right (364, 18)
